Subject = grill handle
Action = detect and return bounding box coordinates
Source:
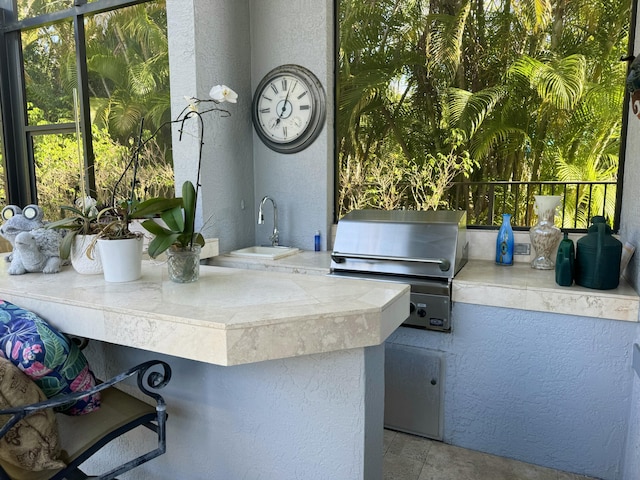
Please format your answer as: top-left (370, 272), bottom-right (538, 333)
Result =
top-left (331, 252), bottom-right (451, 272)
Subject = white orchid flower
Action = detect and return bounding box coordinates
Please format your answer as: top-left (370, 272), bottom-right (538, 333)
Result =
top-left (75, 196), bottom-right (98, 216)
top-left (184, 95), bottom-right (199, 112)
top-left (209, 85), bottom-right (238, 104)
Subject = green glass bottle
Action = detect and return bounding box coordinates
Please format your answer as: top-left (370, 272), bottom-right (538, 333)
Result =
top-left (555, 232), bottom-right (574, 286)
top-left (575, 216), bottom-right (622, 290)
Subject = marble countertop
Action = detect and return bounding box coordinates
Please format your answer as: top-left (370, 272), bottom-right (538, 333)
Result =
top-left (453, 260), bottom-right (639, 322)
top-left (0, 261), bottom-right (409, 366)
top-left (212, 250), bottom-right (333, 274)
top-left (213, 251), bottom-right (639, 323)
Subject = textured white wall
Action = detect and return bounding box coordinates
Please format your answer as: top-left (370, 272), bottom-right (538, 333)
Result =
top-left (389, 305), bottom-right (637, 480)
top-left (79, 341), bottom-right (381, 480)
top-left (250, 0), bottom-right (335, 251)
top-left (168, 0), bottom-right (255, 254)
top-left (623, 332), bottom-right (640, 480)
top-left (620, 15), bottom-right (640, 480)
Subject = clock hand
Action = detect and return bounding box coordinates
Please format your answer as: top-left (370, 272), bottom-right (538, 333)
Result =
top-left (278, 81), bottom-right (297, 118)
top-left (279, 93), bottom-right (290, 118)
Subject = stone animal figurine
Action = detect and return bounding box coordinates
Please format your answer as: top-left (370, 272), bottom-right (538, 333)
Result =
top-left (0, 205), bottom-right (46, 261)
top-left (9, 228), bottom-right (63, 274)
top-left (0, 205), bottom-right (62, 274)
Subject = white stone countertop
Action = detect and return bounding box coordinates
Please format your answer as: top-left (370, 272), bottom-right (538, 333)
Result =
top-left (213, 251), bottom-right (640, 323)
top-left (0, 260), bottom-right (409, 366)
top-left (211, 250), bottom-right (333, 274)
top-left (453, 260), bottom-right (640, 322)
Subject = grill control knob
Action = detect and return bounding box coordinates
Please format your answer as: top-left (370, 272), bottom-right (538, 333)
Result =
top-left (417, 309), bottom-right (427, 318)
top-left (409, 303), bottom-right (416, 314)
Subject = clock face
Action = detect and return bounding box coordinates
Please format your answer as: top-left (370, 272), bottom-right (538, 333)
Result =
top-left (252, 65), bottom-right (326, 154)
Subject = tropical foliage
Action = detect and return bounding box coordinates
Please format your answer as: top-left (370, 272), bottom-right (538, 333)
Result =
top-left (18, 1), bottom-right (173, 220)
top-left (338, 0), bottom-right (631, 228)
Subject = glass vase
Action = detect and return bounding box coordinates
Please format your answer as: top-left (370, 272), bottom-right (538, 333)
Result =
top-left (167, 245), bottom-right (201, 283)
top-left (529, 195), bottom-right (562, 270)
top-left (495, 213), bottom-right (514, 266)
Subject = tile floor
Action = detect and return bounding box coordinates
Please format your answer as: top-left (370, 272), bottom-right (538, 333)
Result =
top-left (383, 429), bottom-right (597, 480)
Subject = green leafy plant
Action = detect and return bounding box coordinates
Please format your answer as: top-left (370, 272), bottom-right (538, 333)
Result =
top-left (96, 196), bottom-right (183, 240)
top-left (138, 181), bottom-right (204, 258)
top-left (136, 85), bottom-right (237, 259)
top-left (53, 85), bottom-right (237, 261)
top-left (47, 195), bottom-right (182, 259)
top-left (46, 197), bottom-right (102, 259)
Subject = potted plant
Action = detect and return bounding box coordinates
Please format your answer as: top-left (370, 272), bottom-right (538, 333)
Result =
top-left (138, 180), bottom-right (204, 282)
top-left (93, 194), bottom-right (182, 282)
top-left (47, 196), bottom-right (104, 274)
top-left (135, 84), bottom-right (238, 283)
top-left (51, 84), bottom-right (236, 283)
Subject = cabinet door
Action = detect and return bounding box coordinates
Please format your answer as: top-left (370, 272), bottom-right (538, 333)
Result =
top-left (384, 342), bottom-right (442, 440)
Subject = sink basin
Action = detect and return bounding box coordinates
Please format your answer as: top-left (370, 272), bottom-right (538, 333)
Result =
top-left (229, 246), bottom-right (300, 260)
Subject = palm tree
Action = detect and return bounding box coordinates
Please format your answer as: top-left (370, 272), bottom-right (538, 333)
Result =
top-left (338, 0), bottom-right (475, 216)
top-left (336, 0), bottom-right (631, 226)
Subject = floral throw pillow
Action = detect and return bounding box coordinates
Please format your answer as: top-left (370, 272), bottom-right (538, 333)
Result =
top-left (0, 301), bottom-right (100, 416)
top-left (0, 356), bottom-right (65, 472)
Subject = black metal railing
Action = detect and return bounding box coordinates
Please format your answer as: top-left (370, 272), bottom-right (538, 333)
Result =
top-left (446, 181), bottom-right (618, 231)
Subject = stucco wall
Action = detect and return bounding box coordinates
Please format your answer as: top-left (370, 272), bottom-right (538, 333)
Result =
top-left (168, 0), bottom-right (255, 254)
top-left (78, 342), bottom-right (379, 480)
top-left (250, 0), bottom-right (335, 251)
top-left (623, 334), bottom-right (640, 479)
top-left (620, 163), bottom-right (640, 480)
top-left (620, 16), bottom-right (640, 480)
top-left (388, 305), bottom-right (637, 480)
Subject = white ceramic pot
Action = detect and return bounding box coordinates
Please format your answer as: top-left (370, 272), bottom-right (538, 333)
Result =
top-left (70, 234), bottom-right (103, 274)
top-left (97, 236), bottom-right (144, 282)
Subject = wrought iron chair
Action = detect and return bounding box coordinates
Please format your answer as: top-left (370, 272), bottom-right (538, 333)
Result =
top-left (0, 359), bottom-right (171, 480)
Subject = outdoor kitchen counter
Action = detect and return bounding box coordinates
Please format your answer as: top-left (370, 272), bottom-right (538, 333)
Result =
top-left (453, 260), bottom-right (640, 322)
top-left (213, 252), bottom-right (640, 323)
top-left (0, 260), bottom-right (410, 366)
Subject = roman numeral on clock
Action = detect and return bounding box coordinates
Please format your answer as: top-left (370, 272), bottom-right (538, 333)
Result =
top-left (300, 105), bottom-right (310, 110)
top-left (260, 108), bottom-right (270, 113)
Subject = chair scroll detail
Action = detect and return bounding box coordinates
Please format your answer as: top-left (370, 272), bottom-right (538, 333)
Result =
top-left (0, 359), bottom-right (172, 480)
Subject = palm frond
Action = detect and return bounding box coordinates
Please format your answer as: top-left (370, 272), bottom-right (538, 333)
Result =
top-left (508, 54), bottom-right (586, 110)
top-left (448, 86), bottom-right (508, 137)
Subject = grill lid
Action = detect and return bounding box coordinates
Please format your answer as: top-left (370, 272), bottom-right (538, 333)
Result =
top-left (331, 210), bottom-right (468, 279)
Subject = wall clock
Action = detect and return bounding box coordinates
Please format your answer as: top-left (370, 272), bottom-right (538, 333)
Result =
top-left (252, 64), bottom-right (326, 154)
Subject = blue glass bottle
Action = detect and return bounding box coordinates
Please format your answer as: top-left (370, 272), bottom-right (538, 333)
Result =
top-left (496, 213), bottom-right (514, 265)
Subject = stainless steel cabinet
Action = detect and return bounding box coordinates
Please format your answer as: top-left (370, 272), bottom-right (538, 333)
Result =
top-left (384, 342), bottom-right (443, 440)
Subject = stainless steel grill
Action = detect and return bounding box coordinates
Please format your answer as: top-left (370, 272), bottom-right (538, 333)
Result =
top-left (330, 209), bottom-right (467, 332)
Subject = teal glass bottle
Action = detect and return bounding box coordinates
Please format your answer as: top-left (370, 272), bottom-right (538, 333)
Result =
top-left (555, 231), bottom-right (575, 286)
top-left (496, 213), bottom-right (514, 265)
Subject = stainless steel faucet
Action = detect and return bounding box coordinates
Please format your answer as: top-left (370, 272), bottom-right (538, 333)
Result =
top-left (258, 196), bottom-right (279, 246)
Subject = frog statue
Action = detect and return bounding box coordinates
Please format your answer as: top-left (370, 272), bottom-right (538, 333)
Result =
top-left (0, 205), bottom-right (62, 274)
